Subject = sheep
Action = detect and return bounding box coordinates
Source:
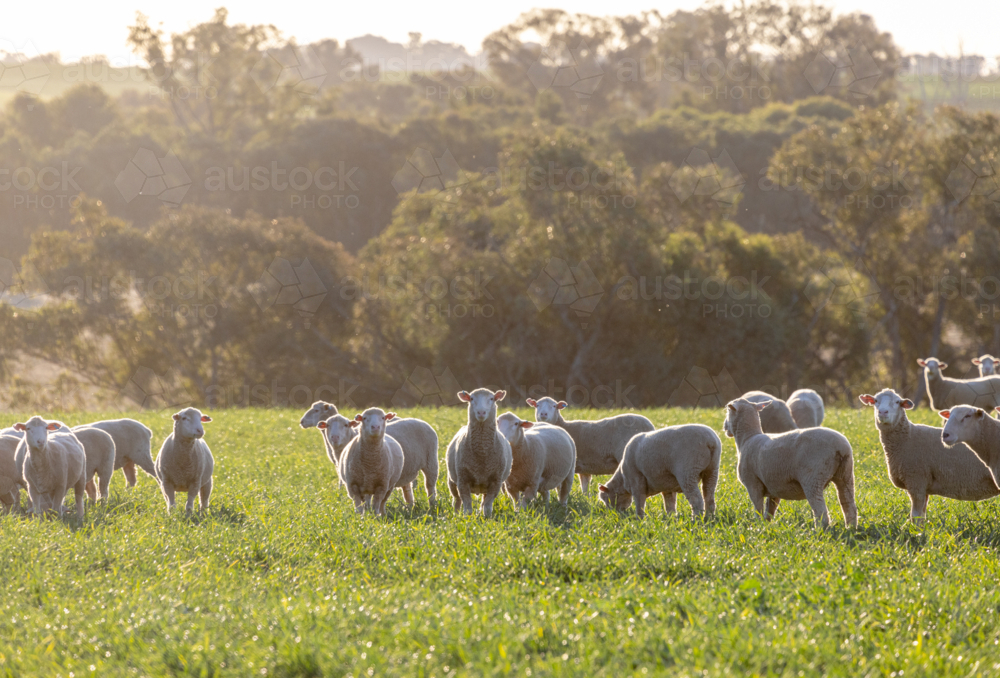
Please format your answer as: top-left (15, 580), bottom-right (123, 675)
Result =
top-left (972, 354), bottom-right (998, 377)
top-left (13, 417), bottom-right (87, 519)
top-left (939, 405), bottom-right (1000, 485)
top-left (598, 424), bottom-right (720, 519)
top-left (917, 357), bottom-right (1000, 410)
top-left (0, 435), bottom-right (22, 513)
top-left (859, 389), bottom-right (999, 521)
top-left (337, 408), bottom-right (404, 516)
top-left (741, 391), bottom-right (798, 433)
top-left (496, 412), bottom-right (576, 510)
top-left (723, 398), bottom-right (856, 528)
top-left (154, 408), bottom-right (214, 513)
top-left (786, 389), bottom-right (825, 428)
top-left (299, 401), bottom-right (341, 479)
top-left (76, 419), bottom-right (156, 487)
top-left (526, 397), bottom-right (654, 493)
top-left (447, 389), bottom-right (512, 517)
top-left (318, 414), bottom-right (440, 509)
top-left (71, 427), bottom-right (117, 503)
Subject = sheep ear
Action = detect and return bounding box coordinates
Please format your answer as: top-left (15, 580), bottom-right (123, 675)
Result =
top-left (916, 359), bottom-right (927, 367)
top-left (200, 415), bottom-right (212, 423)
top-left (938, 410), bottom-right (951, 419)
top-left (46, 422), bottom-right (61, 431)
top-left (598, 484), bottom-right (609, 492)
top-left (526, 398), bottom-right (537, 407)
top-left (493, 390), bottom-right (506, 402)
top-left (973, 358), bottom-right (982, 365)
top-left (520, 421), bottom-right (534, 429)
top-left (556, 401), bottom-right (567, 409)
top-left (859, 394), bottom-right (876, 406)
top-left (13, 422), bottom-right (26, 431)
top-left (901, 399), bottom-right (914, 410)
top-left (317, 421), bottom-right (328, 429)
top-left (385, 412), bottom-right (396, 421)
top-left (348, 420), bottom-right (361, 428)
top-left (939, 362), bottom-right (948, 370)
top-left (173, 414), bottom-right (181, 421)
top-left (976, 409), bottom-right (985, 418)
top-left (753, 401), bottom-right (769, 411)
top-left (457, 391), bottom-right (472, 402)
top-left (354, 414), bottom-right (363, 422)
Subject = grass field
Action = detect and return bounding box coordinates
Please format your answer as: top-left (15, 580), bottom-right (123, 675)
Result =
top-left (1, 405), bottom-right (999, 677)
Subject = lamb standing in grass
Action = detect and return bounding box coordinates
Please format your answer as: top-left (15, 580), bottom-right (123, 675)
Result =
top-left (72, 427), bottom-right (116, 502)
top-left (76, 419), bottom-right (156, 487)
top-left (300, 401), bottom-right (341, 475)
top-left (940, 405), bottom-right (1000, 485)
top-left (13, 417), bottom-right (87, 519)
top-left (0, 434), bottom-right (21, 513)
top-left (972, 355), bottom-right (998, 377)
top-left (598, 424), bottom-right (720, 519)
top-left (447, 389), bottom-right (512, 517)
top-left (742, 391), bottom-right (798, 433)
top-left (724, 398), bottom-right (857, 528)
top-left (860, 389), bottom-right (998, 520)
top-left (496, 412), bottom-right (576, 510)
top-left (154, 408), bottom-right (215, 514)
top-left (917, 358), bottom-right (1000, 409)
top-left (526, 397), bottom-right (654, 493)
top-left (338, 408), bottom-right (404, 516)
top-left (786, 389), bottom-right (825, 428)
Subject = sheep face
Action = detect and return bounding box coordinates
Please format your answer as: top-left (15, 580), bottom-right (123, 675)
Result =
top-left (598, 482), bottom-right (631, 511)
top-left (172, 408), bottom-right (212, 439)
top-left (496, 412), bottom-right (533, 446)
top-left (973, 355), bottom-right (998, 375)
top-left (939, 405), bottom-right (987, 446)
top-left (916, 357), bottom-right (947, 377)
top-left (318, 415), bottom-right (355, 448)
top-left (13, 416), bottom-right (61, 451)
top-left (527, 397), bottom-right (566, 423)
top-left (859, 390), bottom-right (913, 427)
top-left (722, 398), bottom-right (767, 438)
top-left (459, 389), bottom-right (505, 423)
top-left (353, 408), bottom-right (395, 442)
top-left (300, 401), bottom-right (338, 428)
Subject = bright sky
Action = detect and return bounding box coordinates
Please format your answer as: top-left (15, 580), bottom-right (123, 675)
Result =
top-left (2, 0), bottom-right (998, 61)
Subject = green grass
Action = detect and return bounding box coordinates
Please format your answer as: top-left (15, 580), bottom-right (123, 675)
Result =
top-left (1, 406), bottom-right (999, 677)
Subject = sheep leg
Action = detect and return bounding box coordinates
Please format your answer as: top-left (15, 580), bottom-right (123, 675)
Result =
top-left (184, 491), bottom-right (197, 515)
top-left (85, 478), bottom-right (97, 503)
top-left (833, 462), bottom-right (858, 528)
top-left (702, 468), bottom-right (718, 517)
top-left (558, 473), bottom-right (573, 506)
top-left (448, 480), bottom-right (461, 511)
top-left (681, 483), bottom-right (705, 517)
top-left (376, 485), bottom-right (392, 516)
top-left (482, 484), bottom-right (502, 518)
top-left (160, 482), bottom-right (177, 512)
top-left (122, 460), bottom-right (137, 488)
top-left (662, 492), bottom-right (677, 514)
top-left (458, 485), bottom-right (474, 515)
top-left (401, 483), bottom-right (415, 509)
top-left (505, 485), bottom-right (520, 511)
top-left (74, 477), bottom-right (86, 518)
top-left (764, 497), bottom-right (781, 520)
top-left (805, 490), bottom-right (830, 528)
top-left (634, 492), bottom-right (648, 519)
top-left (27, 487), bottom-right (43, 519)
top-left (579, 474), bottom-right (591, 494)
top-left (98, 471), bottom-right (111, 502)
top-left (199, 478), bottom-right (212, 511)
top-left (744, 479), bottom-right (766, 519)
top-left (424, 470), bottom-right (437, 509)
top-left (908, 492), bottom-right (928, 523)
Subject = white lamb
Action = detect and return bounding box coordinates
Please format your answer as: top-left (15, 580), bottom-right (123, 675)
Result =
top-left (0, 434), bottom-right (22, 513)
top-left (786, 389), bottom-right (825, 428)
top-left (447, 389), bottom-right (512, 517)
top-left (154, 408), bottom-right (215, 513)
top-left (940, 405), bottom-right (1000, 485)
top-left (299, 401), bottom-right (341, 475)
top-left (13, 417), bottom-right (87, 519)
top-left (741, 391), bottom-right (798, 433)
top-left (972, 354), bottom-right (998, 377)
top-left (860, 389), bottom-right (999, 520)
top-left (917, 357), bottom-right (1000, 410)
top-left (598, 424), bottom-right (721, 519)
top-left (724, 398), bottom-right (857, 528)
top-left (338, 408), bottom-right (404, 516)
top-left (71, 427), bottom-right (117, 502)
top-left (526, 397), bottom-right (654, 493)
top-left (496, 412), bottom-right (576, 510)
top-left (76, 419), bottom-right (156, 487)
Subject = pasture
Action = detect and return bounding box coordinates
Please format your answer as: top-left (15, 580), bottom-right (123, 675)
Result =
top-left (1, 405), bottom-right (998, 677)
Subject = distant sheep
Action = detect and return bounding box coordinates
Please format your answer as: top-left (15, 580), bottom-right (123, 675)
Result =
top-left (742, 391), bottom-right (798, 433)
top-left (787, 389), bottom-right (825, 428)
top-left (77, 419), bottom-right (156, 487)
top-left (724, 398), bottom-right (856, 528)
top-left (497, 413), bottom-right (576, 509)
top-left (526, 397), bottom-right (654, 493)
top-left (598, 424), bottom-right (720, 519)
top-left (72, 427), bottom-right (117, 502)
top-left (0, 435), bottom-right (21, 513)
top-left (917, 357), bottom-right (1000, 410)
top-left (338, 408), bottom-right (404, 516)
top-left (940, 405), bottom-right (1000, 485)
top-left (972, 354), bottom-right (998, 377)
top-left (300, 401), bottom-right (341, 479)
top-left (860, 389), bottom-right (998, 520)
top-left (154, 408), bottom-right (215, 513)
top-left (447, 389), bottom-right (512, 516)
top-left (13, 417), bottom-right (87, 519)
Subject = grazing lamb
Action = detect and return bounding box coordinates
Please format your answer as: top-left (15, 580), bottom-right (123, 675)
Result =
top-left (154, 408), bottom-right (214, 514)
top-left (786, 389), bottom-right (825, 428)
top-left (917, 357), bottom-right (1000, 409)
top-left (940, 405), bottom-right (1000, 485)
top-left (76, 419), bottom-right (155, 487)
top-left (72, 427), bottom-right (117, 502)
top-left (447, 389), bottom-right (512, 517)
top-left (972, 354), bottom-right (998, 377)
top-left (598, 424), bottom-right (720, 519)
top-left (496, 413), bottom-right (576, 510)
top-left (526, 397), bottom-right (654, 493)
top-left (742, 391), bottom-right (798, 433)
top-left (0, 435), bottom-right (22, 513)
top-left (860, 389), bottom-right (999, 520)
top-left (13, 417), bottom-right (87, 519)
top-left (338, 408), bottom-right (404, 516)
top-left (300, 401), bottom-right (341, 475)
top-left (724, 398), bottom-right (856, 528)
